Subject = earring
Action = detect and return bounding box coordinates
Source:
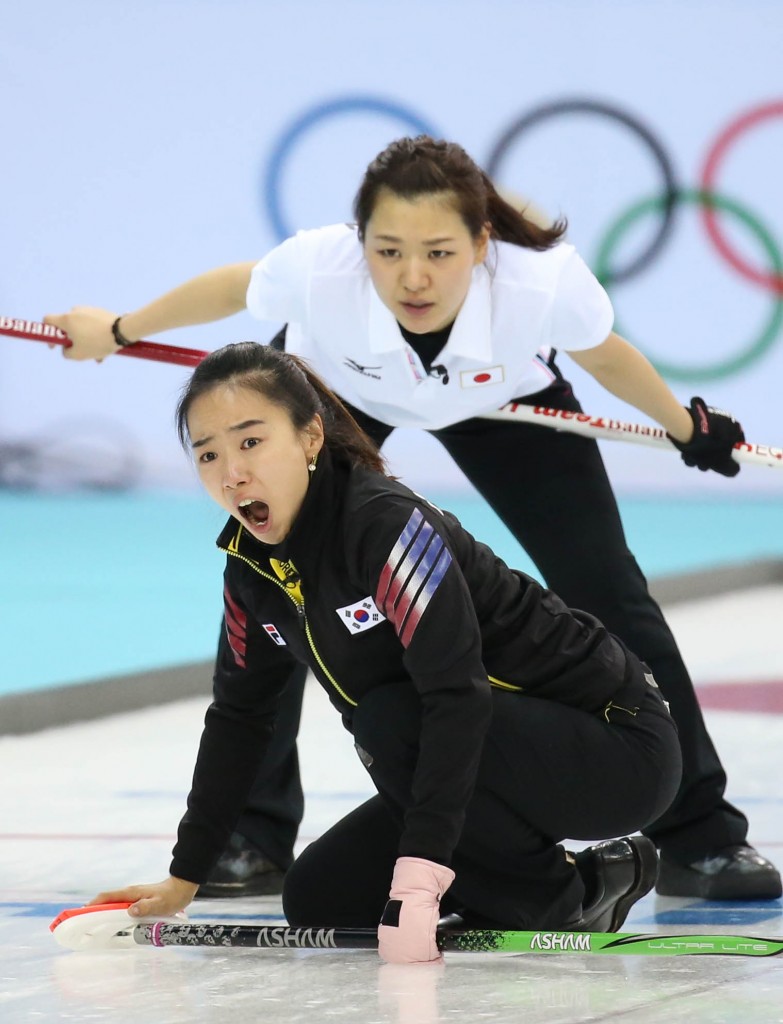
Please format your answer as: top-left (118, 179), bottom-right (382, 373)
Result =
top-left (308, 455), bottom-right (318, 473)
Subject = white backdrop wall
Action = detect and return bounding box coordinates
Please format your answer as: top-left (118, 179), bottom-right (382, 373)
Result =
top-left (1, 0), bottom-right (782, 495)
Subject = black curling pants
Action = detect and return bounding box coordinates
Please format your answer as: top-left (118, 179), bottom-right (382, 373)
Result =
top-left (283, 677), bottom-right (681, 929)
top-left (235, 367), bottom-right (749, 865)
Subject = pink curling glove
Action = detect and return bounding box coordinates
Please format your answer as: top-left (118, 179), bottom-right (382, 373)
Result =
top-left (378, 856), bottom-right (456, 964)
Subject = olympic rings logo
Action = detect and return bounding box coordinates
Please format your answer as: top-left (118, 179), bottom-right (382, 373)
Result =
top-left (262, 95), bottom-right (783, 382)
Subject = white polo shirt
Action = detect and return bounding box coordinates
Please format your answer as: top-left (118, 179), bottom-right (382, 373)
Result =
top-left (246, 223), bottom-right (613, 430)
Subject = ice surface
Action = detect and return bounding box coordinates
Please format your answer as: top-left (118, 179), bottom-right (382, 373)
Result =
top-left (1, 589), bottom-right (782, 1023)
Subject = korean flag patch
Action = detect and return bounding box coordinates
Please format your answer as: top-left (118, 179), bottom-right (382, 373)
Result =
top-left (336, 597), bottom-right (385, 634)
top-left (263, 624), bottom-right (287, 646)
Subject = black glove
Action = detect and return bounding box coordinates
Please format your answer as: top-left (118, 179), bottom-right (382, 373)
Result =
top-left (668, 396), bottom-right (744, 477)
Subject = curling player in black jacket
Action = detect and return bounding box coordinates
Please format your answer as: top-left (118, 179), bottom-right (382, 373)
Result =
top-left (88, 342), bottom-right (682, 964)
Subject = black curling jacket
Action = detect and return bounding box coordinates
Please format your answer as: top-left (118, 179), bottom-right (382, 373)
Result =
top-left (170, 449), bottom-right (637, 883)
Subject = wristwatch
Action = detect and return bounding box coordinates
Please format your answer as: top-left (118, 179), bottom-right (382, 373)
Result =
top-left (111, 316), bottom-right (135, 347)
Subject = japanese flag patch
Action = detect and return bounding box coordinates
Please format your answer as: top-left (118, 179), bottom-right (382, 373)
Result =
top-left (336, 597), bottom-right (385, 634)
top-left (263, 624), bottom-right (287, 646)
top-left (460, 365), bottom-right (505, 388)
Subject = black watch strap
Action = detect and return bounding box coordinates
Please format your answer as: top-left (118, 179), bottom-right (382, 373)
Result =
top-left (111, 316), bottom-right (135, 347)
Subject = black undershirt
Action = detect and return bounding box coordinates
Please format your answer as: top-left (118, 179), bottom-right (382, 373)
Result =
top-left (398, 322), bottom-right (453, 373)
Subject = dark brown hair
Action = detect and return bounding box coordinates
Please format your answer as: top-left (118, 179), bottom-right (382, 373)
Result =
top-left (353, 135), bottom-right (566, 249)
top-left (176, 342), bottom-right (387, 474)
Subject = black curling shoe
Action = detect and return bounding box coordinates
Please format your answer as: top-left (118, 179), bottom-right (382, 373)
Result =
top-left (194, 832), bottom-right (286, 899)
top-left (656, 844), bottom-right (782, 900)
top-left (568, 836), bottom-right (659, 932)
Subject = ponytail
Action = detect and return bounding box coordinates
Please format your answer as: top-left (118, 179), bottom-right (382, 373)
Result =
top-left (480, 172), bottom-right (567, 250)
top-left (286, 353), bottom-right (387, 474)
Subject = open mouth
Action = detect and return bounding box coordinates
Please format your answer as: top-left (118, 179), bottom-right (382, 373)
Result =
top-left (238, 498), bottom-right (270, 528)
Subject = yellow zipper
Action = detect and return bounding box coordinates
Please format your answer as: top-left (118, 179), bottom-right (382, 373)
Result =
top-left (219, 543), bottom-right (358, 708)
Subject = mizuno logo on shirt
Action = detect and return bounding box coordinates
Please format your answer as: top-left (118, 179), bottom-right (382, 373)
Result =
top-left (344, 357), bottom-right (382, 380)
top-left (375, 509), bottom-right (452, 648)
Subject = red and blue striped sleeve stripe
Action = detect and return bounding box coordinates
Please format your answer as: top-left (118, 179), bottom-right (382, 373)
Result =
top-left (223, 584), bottom-right (247, 668)
top-left (375, 508), bottom-right (452, 648)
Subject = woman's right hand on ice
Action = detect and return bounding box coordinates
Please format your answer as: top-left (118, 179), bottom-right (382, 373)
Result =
top-left (43, 306), bottom-right (120, 361)
top-left (87, 876), bottom-right (199, 918)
